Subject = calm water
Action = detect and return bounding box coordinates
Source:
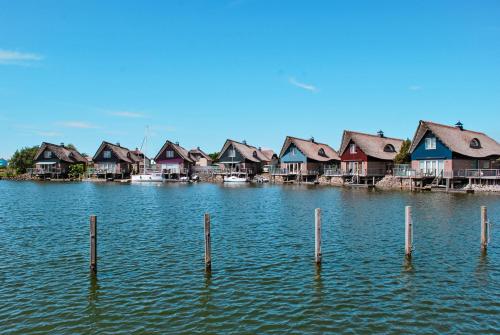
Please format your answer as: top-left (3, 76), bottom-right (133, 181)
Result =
top-left (0, 181), bottom-right (499, 334)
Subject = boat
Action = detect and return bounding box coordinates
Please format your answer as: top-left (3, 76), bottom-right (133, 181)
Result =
top-left (224, 175), bottom-right (248, 183)
top-left (131, 126), bottom-right (164, 183)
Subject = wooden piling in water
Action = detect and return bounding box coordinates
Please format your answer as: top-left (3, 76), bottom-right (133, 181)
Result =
top-left (315, 208), bottom-right (322, 264)
top-left (481, 206), bottom-right (488, 251)
top-left (405, 206), bottom-right (412, 258)
top-left (204, 213), bottom-right (212, 272)
top-left (90, 215), bottom-right (97, 274)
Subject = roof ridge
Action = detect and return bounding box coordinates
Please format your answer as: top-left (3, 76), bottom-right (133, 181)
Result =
top-left (344, 130), bottom-right (403, 141)
top-left (421, 120), bottom-right (487, 136)
top-left (287, 135), bottom-right (332, 147)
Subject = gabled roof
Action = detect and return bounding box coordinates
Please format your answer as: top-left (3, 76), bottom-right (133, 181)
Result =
top-left (339, 131), bottom-right (404, 160)
top-left (130, 149), bottom-right (149, 161)
top-left (93, 141), bottom-right (141, 163)
top-left (217, 139), bottom-right (272, 163)
top-left (34, 142), bottom-right (87, 164)
top-left (155, 140), bottom-right (194, 163)
top-left (188, 147), bottom-right (212, 162)
top-left (279, 136), bottom-right (340, 162)
top-left (409, 121), bottom-right (500, 158)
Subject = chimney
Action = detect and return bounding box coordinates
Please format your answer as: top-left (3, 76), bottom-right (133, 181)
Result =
top-left (377, 130), bottom-right (384, 138)
top-left (258, 146), bottom-right (262, 151)
top-left (310, 137), bottom-right (315, 143)
top-left (197, 146), bottom-right (200, 150)
top-left (60, 142), bottom-right (65, 147)
top-left (116, 142), bottom-right (121, 147)
top-left (242, 140), bottom-right (247, 145)
top-left (175, 141), bottom-right (179, 145)
top-left (455, 121), bottom-right (464, 130)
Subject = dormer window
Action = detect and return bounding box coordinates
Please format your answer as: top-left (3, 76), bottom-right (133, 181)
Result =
top-left (318, 148), bottom-right (326, 157)
top-left (470, 138), bottom-right (481, 149)
top-left (166, 150), bottom-right (174, 158)
top-left (43, 151), bottom-right (52, 159)
top-left (103, 150), bottom-right (111, 159)
top-left (253, 151), bottom-right (258, 158)
top-left (384, 144), bottom-right (395, 152)
top-left (350, 144), bottom-right (357, 154)
top-left (425, 137), bottom-right (436, 150)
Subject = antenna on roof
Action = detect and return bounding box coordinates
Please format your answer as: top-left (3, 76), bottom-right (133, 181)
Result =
top-left (455, 121), bottom-right (464, 130)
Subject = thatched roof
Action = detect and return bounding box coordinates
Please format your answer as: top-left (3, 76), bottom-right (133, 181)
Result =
top-left (155, 140), bottom-right (194, 163)
top-left (93, 141), bottom-right (141, 163)
top-left (217, 139), bottom-right (272, 163)
top-left (188, 147), bottom-right (212, 162)
top-left (279, 136), bottom-right (340, 162)
top-left (339, 131), bottom-right (404, 160)
top-left (34, 142), bottom-right (87, 164)
top-left (409, 121), bottom-right (500, 158)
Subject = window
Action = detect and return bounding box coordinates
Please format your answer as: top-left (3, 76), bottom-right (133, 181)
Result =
top-left (43, 151), bottom-right (52, 159)
top-left (425, 137), bottom-right (436, 150)
top-left (384, 144), bottom-right (395, 152)
top-left (253, 151), bottom-right (258, 158)
top-left (103, 150), bottom-right (112, 159)
top-left (166, 150), bottom-right (174, 158)
top-left (318, 148), bottom-right (326, 156)
top-left (470, 138), bottom-right (481, 149)
top-left (350, 144), bottom-right (356, 154)
top-left (228, 148), bottom-right (236, 158)
top-left (291, 147), bottom-right (296, 156)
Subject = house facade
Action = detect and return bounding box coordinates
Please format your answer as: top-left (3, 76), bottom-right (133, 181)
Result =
top-left (338, 130), bottom-right (403, 182)
top-left (93, 141), bottom-right (141, 178)
top-left (217, 139), bottom-right (272, 175)
top-left (155, 140), bottom-right (194, 177)
top-left (32, 142), bottom-right (87, 178)
top-left (277, 136), bottom-right (340, 181)
top-left (188, 147), bottom-right (213, 167)
top-left (409, 121), bottom-right (500, 180)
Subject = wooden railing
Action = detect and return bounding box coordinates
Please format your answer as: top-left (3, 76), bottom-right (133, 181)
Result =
top-left (28, 167), bottom-right (62, 175)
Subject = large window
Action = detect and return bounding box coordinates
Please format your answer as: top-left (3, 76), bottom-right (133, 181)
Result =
top-left (43, 151), bottom-right (52, 159)
top-left (349, 144), bottom-right (356, 154)
top-left (425, 137), bottom-right (436, 150)
top-left (103, 150), bottom-right (112, 159)
top-left (228, 148), bottom-right (236, 158)
top-left (166, 150), bottom-right (174, 158)
top-left (470, 138), bottom-right (481, 149)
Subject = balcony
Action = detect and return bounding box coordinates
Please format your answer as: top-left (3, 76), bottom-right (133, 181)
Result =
top-left (28, 167), bottom-right (62, 175)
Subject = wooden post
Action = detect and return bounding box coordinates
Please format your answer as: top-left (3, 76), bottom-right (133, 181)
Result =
top-left (405, 206), bottom-right (412, 258)
top-left (481, 206), bottom-right (488, 251)
top-left (204, 213), bottom-right (212, 272)
top-left (315, 208), bottom-right (322, 264)
top-left (90, 215), bottom-right (97, 274)
top-left (446, 178), bottom-right (450, 192)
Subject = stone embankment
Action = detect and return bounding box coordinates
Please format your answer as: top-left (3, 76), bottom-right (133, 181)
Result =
top-left (375, 176), bottom-right (413, 189)
top-left (317, 176), bottom-right (344, 186)
top-left (466, 184), bottom-right (500, 193)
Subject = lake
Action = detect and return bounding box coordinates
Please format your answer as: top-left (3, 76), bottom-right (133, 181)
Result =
top-left (0, 181), bottom-right (499, 334)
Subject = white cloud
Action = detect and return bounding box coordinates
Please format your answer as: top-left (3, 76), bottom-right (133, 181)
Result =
top-left (0, 49), bottom-right (43, 65)
top-left (36, 131), bottom-right (63, 137)
top-left (109, 111), bottom-right (145, 118)
top-left (409, 85), bottom-right (422, 91)
top-left (289, 77), bottom-right (318, 92)
top-left (56, 121), bottom-right (98, 129)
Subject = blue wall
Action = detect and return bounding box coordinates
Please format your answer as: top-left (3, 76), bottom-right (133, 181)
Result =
top-left (0, 159), bottom-right (7, 167)
top-left (411, 130), bottom-right (452, 160)
top-left (281, 143), bottom-right (307, 163)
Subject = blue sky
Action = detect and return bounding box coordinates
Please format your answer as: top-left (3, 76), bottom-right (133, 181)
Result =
top-left (1, 0), bottom-right (499, 158)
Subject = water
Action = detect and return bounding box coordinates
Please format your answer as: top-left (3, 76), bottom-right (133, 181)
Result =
top-left (0, 181), bottom-right (499, 334)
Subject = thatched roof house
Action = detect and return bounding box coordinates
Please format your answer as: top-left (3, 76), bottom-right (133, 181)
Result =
top-left (33, 142), bottom-right (87, 177)
top-left (93, 141), bottom-right (142, 177)
top-left (217, 139), bottom-right (273, 174)
top-left (188, 147), bottom-right (213, 166)
top-left (155, 140), bottom-right (194, 175)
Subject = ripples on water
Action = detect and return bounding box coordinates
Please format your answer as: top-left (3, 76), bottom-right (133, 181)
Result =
top-left (0, 181), bottom-right (498, 334)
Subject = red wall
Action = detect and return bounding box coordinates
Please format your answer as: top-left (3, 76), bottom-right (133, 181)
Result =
top-left (340, 143), bottom-right (368, 162)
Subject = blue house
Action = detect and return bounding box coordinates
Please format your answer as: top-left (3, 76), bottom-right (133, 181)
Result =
top-left (409, 120), bottom-right (500, 180)
top-left (0, 158), bottom-right (8, 168)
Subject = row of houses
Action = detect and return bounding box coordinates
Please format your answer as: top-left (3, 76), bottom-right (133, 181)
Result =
top-left (30, 120), bottom-right (500, 186)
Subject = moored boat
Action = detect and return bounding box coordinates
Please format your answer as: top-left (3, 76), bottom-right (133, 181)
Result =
top-left (224, 175), bottom-right (248, 183)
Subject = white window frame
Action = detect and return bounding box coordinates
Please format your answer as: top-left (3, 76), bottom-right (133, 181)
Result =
top-left (103, 150), bottom-right (112, 159)
top-left (166, 150), bottom-right (174, 158)
top-left (43, 151), bottom-right (52, 159)
top-left (228, 148), bottom-right (236, 158)
top-left (350, 144), bottom-right (357, 154)
top-left (425, 137), bottom-right (436, 150)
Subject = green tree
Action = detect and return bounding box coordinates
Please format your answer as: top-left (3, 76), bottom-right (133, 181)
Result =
top-left (66, 143), bottom-right (77, 150)
top-left (208, 152), bottom-right (219, 162)
top-left (9, 146), bottom-right (39, 174)
top-left (68, 164), bottom-right (85, 179)
top-left (394, 139), bottom-right (411, 164)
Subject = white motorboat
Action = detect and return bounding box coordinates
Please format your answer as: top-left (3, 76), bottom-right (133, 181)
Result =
top-left (131, 172), bottom-right (163, 182)
top-left (224, 175), bottom-right (248, 183)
